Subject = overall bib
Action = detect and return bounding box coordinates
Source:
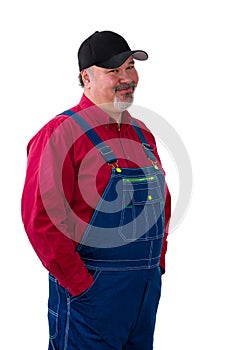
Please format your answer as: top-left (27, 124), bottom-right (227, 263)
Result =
top-left (48, 111), bottom-right (165, 350)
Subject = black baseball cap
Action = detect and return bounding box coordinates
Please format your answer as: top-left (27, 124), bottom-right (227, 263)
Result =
top-left (78, 30), bottom-right (148, 71)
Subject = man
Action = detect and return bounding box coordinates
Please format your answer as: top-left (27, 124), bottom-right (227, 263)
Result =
top-left (21, 30), bottom-right (171, 350)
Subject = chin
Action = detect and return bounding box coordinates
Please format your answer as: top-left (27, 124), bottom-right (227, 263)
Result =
top-left (113, 95), bottom-right (134, 111)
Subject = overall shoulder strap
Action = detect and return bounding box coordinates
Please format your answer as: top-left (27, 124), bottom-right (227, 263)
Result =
top-left (131, 119), bottom-right (157, 163)
top-left (59, 109), bottom-right (117, 164)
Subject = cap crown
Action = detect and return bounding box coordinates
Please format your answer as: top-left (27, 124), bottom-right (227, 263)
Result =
top-left (78, 31), bottom-right (147, 71)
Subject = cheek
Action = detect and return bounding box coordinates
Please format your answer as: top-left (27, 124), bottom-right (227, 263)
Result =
top-left (132, 70), bottom-right (139, 83)
top-left (102, 78), bottom-right (116, 95)
top-left (93, 78), bottom-right (116, 102)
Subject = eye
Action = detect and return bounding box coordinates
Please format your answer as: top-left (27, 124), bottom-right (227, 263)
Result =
top-left (108, 69), bottom-right (119, 73)
top-left (126, 65), bottom-right (135, 70)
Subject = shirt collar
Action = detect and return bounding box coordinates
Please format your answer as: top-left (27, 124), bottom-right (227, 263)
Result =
top-left (76, 94), bottom-right (132, 127)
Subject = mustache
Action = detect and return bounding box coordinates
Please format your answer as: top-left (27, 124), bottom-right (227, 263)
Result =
top-left (114, 82), bottom-right (137, 92)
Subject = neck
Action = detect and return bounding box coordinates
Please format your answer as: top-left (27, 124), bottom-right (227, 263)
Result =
top-left (84, 90), bottom-right (123, 126)
top-left (108, 110), bottom-right (122, 125)
top-left (84, 92), bottom-right (122, 124)
top-left (93, 102), bottom-right (122, 124)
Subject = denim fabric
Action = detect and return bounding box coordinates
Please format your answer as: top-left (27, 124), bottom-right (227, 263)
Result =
top-left (78, 166), bottom-right (165, 270)
top-left (48, 165), bottom-right (165, 349)
top-left (48, 267), bottom-right (162, 350)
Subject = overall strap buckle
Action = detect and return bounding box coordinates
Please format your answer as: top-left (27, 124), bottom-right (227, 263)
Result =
top-left (132, 120), bottom-right (158, 166)
top-left (142, 143), bottom-right (157, 163)
top-left (97, 144), bottom-right (117, 164)
top-left (58, 109), bottom-right (118, 164)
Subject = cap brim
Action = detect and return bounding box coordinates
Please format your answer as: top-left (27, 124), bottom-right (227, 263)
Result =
top-left (96, 50), bottom-right (148, 69)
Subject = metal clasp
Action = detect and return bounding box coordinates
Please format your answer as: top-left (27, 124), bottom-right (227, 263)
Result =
top-left (99, 145), bottom-right (113, 156)
top-left (108, 160), bottom-right (119, 169)
top-left (151, 160), bottom-right (159, 170)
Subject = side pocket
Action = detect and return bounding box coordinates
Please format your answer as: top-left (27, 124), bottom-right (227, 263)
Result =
top-left (69, 269), bottom-right (102, 302)
top-left (48, 274), bottom-right (60, 339)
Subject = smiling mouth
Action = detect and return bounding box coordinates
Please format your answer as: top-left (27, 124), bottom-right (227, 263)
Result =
top-left (114, 82), bottom-right (136, 93)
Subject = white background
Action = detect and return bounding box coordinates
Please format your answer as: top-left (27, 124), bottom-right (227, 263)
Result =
top-left (1, 1), bottom-right (232, 349)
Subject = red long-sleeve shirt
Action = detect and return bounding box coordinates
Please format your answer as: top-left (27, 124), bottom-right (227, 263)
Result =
top-left (21, 94), bottom-right (171, 296)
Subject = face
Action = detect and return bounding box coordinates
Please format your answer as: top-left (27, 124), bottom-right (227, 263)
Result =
top-left (81, 56), bottom-right (139, 113)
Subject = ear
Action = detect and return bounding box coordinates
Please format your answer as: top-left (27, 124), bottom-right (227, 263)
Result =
top-left (81, 69), bottom-right (91, 87)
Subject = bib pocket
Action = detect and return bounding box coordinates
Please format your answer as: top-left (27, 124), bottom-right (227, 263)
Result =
top-left (119, 176), bottom-right (164, 242)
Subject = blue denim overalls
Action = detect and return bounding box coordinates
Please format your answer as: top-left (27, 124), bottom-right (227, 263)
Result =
top-left (48, 111), bottom-right (165, 350)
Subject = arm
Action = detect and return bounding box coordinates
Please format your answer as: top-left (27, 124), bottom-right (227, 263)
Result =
top-left (21, 118), bottom-right (93, 295)
top-left (133, 119), bottom-right (171, 272)
top-left (159, 185), bottom-right (171, 273)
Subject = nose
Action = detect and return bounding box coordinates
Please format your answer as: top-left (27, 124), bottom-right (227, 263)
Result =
top-left (118, 69), bottom-right (132, 84)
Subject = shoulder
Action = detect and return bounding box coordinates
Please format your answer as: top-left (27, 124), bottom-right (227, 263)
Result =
top-left (132, 116), bottom-right (151, 131)
top-left (131, 116), bottom-right (156, 146)
top-left (27, 106), bottom-right (81, 154)
top-left (27, 114), bottom-right (68, 145)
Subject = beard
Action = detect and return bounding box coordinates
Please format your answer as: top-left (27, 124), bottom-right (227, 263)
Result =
top-left (113, 93), bottom-right (134, 111)
top-left (113, 81), bottom-right (136, 111)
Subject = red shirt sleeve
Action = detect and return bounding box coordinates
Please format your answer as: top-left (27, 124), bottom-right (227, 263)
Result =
top-left (148, 136), bottom-right (171, 271)
top-left (21, 117), bottom-right (93, 296)
top-left (159, 186), bottom-right (171, 271)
